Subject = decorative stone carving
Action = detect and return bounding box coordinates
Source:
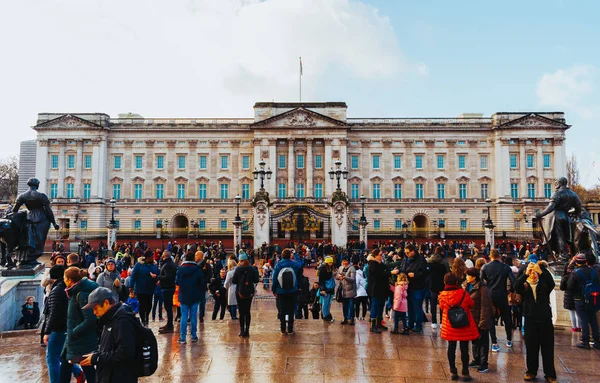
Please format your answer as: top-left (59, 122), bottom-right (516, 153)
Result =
top-left (166, 140), bottom-right (176, 148)
top-left (261, 149), bottom-right (269, 159)
top-left (188, 140), bottom-right (198, 148)
top-left (123, 140), bottom-right (134, 147)
top-left (285, 110), bottom-right (316, 127)
top-left (332, 150), bottom-right (340, 159)
top-left (145, 140), bottom-right (155, 147)
top-left (255, 202), bottom-right (268, 229)
top-left (209, 140), bottom-right (219, 147)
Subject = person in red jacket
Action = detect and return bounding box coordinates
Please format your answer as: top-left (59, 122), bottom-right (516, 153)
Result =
top-left (439, 273), bottom-right (479, 382)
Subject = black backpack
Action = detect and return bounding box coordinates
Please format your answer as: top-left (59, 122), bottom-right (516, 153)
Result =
top-left (447, 291), bottom-right (469, 329)
top-left (278, 267), bottom-right (296, 290)
top-left (237, 268), bottom-right (255, 299)
top-left (131, 316), bottom-right (158, 377)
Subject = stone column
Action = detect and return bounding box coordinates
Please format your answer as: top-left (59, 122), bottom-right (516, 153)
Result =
top-left (36, 139), bottom-right (49, 193)
top-left (253, 200), bottom-right (270, 247)
top-left (287, 139), bottom-right (295, 197)
top-left (306, 138), bottom-right (313, 197)
top-left (340, 139), bottom-right (349, 195)
top-left (57, 139), bottom-right (66, 197)
top-left (536, 139), bottom-right (544, 198)
top-left (484, 224), bottom-right (495, 249)
top-left (253, 139), bottom-right (262, 194)
top-left (359, 220), bottom-right (368, 248)
top-left (554, 137), bottom-right (566, 177)
top-left (233, 219), bottom-right (242, 250)
top-left (231, 140), bottom-right (241, 197)
top-left (360, 140), bottom-right (370, 196)
top-left (107, 226), bottom-right (117, 252)
top-left (519, 139), bottom-right (527, 197)
top-left (268, 139), bottom-right (277, 194)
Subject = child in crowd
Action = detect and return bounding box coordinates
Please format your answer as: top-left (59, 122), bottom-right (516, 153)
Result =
top-left (126, 290), bottom-right (140, 314)
top-left (391, 273), bottom-right (409, 335)
top-left (309, 282), bottom-right (321, 319)
top-left (152, 283), bottom-right (163, 321)
top-left (19, 296), bottom-right (40, 329)
top-left (210, 268), bottom-right (228, 320)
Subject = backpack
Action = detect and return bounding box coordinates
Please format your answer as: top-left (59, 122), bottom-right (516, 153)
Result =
top-left (237, 268), bottom-right (255, 299)
top-left (278, 267), bottom-right (296, 290)
top-left (131, 316), bottom-right (158, 377)
top-left (325, 276), bottom-right (336, 293)
top-left (576, 268), bottom-right (600, 310)
top-left (447, 291), bottom-right (470, 328)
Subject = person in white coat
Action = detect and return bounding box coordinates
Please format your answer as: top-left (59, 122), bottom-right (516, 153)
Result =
top-left (224, 259), bottom-right (238, 320)
top-left (354, 267), bottom-right (369, 320)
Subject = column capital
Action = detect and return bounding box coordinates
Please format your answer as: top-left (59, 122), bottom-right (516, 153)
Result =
top-left (230, 140), bottom-right (241, 148)
top-left (403, 139), bottom-right (414, 147)
top-left (553, 137), bottom-right (565, 145)
top-left (188, 140), bottom-right (198, 148)
top-left (166, 140), bottom-right (177, 148)
top-left (145, 140), bottom-right (155, 147)
top-left (38, 139), bottom-right (49, 147)
top-left (267, 139), bottom-right (277, 146)
top-left (123, 140), bottom-right (134, 147)
top-left (209, 139), bottom-right (219, 147)
top-left (324, 138), bottom-right (334, 145)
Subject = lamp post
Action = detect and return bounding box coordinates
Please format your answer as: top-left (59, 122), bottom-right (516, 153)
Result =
top-left (328, 159), bottom-right (349, 191)
top-left (484, 198), bottom-right (495, 248)
top-left (253, 159), bottom-right (272, 191)
top-left (107, 198), bottom-right (117, 254)
top-left (359, 195), bottom-right (368, 248)
top-left (164, 218), bottom-right (169, 239)
top-left (233, 194), bottom-right (242, 251)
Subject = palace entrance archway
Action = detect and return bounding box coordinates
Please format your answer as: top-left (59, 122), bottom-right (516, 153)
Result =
top-left (172, 215), bottom-right (189, 237)
top-left (270, 205), bottom-right (330, 243)
top-left (413, 214), bottom-right (429, 238)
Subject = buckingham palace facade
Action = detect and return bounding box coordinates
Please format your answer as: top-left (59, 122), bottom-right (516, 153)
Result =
top-left (29, 102), bottom-right (571, 243)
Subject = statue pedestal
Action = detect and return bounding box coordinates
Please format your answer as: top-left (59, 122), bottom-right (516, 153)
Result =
top-left (253, 201), bottom-right (270, 247)
top-left (0, 267), bottom-right (45, 331)
top-left (484, 226), bottom-right (495, 249)
top-left (331, 200), bottom-right (348, 248)
top-left (0, 262), bottom-right (45, 277)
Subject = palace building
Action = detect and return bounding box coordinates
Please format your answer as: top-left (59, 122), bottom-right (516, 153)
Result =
top-left (28, 102), bottom-right (584, 244)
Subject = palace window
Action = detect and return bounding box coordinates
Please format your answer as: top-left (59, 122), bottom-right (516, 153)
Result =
top-left (134, 184), bottom-right (143, 199)
top-left (415, 183), bottom-right (424, 199)
top-left (112, 184), bottom-right (120, 199)
top-left (511, 183), bottom-right (519, 199)
top-left (113, 155), bottom-right (121, 170)
top-left (543, 154), bottom-right (551, 168)
top-left (156, 155), bottom-right (164, 170)
top-left (395, 220), bottom-right (403, 230)
top-left (199, 155), bottom-right (207, 169)
top-left (50, 183), bottom-right (58, 198)
top-left (527, 154), bottom-right (535, 168)
top-left (220, 155), bottom-right (229, 169)
top-left (220, 220), bottom-right (228, 231)
top-left (177, 184), bottom-right (185, 199)
top-left (372, 183), bottom-right (381, 199)
top-left (135, 155), bottom-right (143, 169)
top-left (480, 155), bottom-right (488, 170)
top-left (315, 155), bottom-right (322, 169)
top-left (297, 155), bottom-right (305, 169)
top-left (480, 184), bottom-right (489, 199)
top-left (51, 155), bottom-right (59, 169)
top-left (351, 184), bottom-right (359, 199)
top-left (83, 183), bottom-right (91, 199)
top-left (394, 184), bottom-right (402, 199)
top-left (459, 183), bottom-right (467, 199)
top-left (67, 155), bottom-right (75, 169)
top-left (351, 155), bottom-right (359, 169)
top-left (373, 219), bottom-right (381, 230)
top-left (242, 155), bottom-right (250, 170)
top-left (80, 220), bottom-right (87, 230)
top-left (220, 183), bottom-right (229, 199)
top-left (296, 184), bottom-right (305, 198)
top-left (314, 183), bottom-right (323, 198)
top-left (394, 155), bottom-right (402, 169)
top-left (65, 183), bottom-right (74, 198)
top-left (278, 183), bottom-right (286, 198)
top-left (242, 184), bottom-right (250, 199)
top-left (437, 183), bottom-right (445, 199)
top-left (84, 155), bottom-right (92, 169)
top-left (372, 155), bottom-right (380, 169)
top-left (198, 184), bottom-right (207, 199)
top-left (437, 155), bottom-right (444, 169)
top-left (278, 155), bottom-right (286, 169)
top-left (460, 219), bottom-right (468, 231)
top-left (510, 154), bottom-right (517, 169)
top-left (155, 184), bottom-right (164, 199)
top-left (544, 183), bottom-right (552, 198)
top-left (198, 219), bottom-right (206, 230)
top-left (415, 155), bottom-right (423, 169)
top-left (458, 155), bottom-right (466, 169)
top-left (527, 183), bottom-right (536, 198)
top-left (178, 155), bottom-right (186, 169)
top-left (134, 220), bottom-right (141, 230)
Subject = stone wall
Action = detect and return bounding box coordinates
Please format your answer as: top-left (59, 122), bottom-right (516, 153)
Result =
top-left (0, 273), bottom-right (45, 332)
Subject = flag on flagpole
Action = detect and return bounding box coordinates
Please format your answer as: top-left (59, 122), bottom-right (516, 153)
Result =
top-left (300, 56), bottom-right (303, 76)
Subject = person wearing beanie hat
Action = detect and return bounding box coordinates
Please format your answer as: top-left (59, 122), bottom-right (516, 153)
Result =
top-left (96, 258), bottom-right (123, 297)
top-left (42, 264), bottom-right (84, 383)
top-left (318, 255), bottom-right (336, 323)
top-left (463, 267), bottom-right (493, 373)
top-left (567, 253), bottom-right (600, 350)
top-left (527, 253), bottom-right (539, 264)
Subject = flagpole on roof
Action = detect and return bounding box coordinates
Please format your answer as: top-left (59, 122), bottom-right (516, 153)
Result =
top-left (299, 56), bottom-right (302, 102)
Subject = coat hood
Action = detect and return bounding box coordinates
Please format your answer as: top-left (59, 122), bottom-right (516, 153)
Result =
top-left (439, 286), bottom-right (467, 307)
top-left (178, 262), bottom-right (200, 276)
top-left (427, 254), bottom-right (443, 264)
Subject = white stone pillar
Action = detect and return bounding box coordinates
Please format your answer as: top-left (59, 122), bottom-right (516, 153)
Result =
top-left (93, 138), bottom-right (108, 200)
top-left (519, 139), bottom-right (527, 197)
top-left (253, 139), bottom-right (262, 193)
top-left (107, 227), bottom-right (117, 252)
top-left (340, 139), bottom-right (349, 195)
top-left (253, 201), bottom-right (270, 247)
top-left (536, 140), bottom-right (544, 198)
top-left (331, 200), bottom-right (348, 247)
top-left (324, 139), bottom-right (333, 196)
top-left (36, 140), bottom-right (49, 193)
top-left (287, 139), bottom-right (295, 197)
top-left (359, 221), bottom-right (368, 248)
top-left (306, 139), bottom-right (313, 197)
top-left (57, 140), bottom-right (66, 197)
top-left (485, 226), bottom-right (495, 249)
top-left (268, 140), bottom-right (277, 195)
top-left (554, 137), bottom-right (566, 177)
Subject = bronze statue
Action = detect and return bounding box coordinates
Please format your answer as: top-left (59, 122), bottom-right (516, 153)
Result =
top-left (535, 177), bottom-right (598, 264)
top-left (0, 177), bottom-right (59, 268)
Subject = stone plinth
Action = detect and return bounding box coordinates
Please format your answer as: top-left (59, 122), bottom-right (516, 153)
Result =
top-left (0, 263), bottom-right (45, 277)
top-left (0, 269), bottom-right (45, 332)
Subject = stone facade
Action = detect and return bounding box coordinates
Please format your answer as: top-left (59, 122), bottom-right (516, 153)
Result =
top-left (30, 102), bottom-right (571, 243)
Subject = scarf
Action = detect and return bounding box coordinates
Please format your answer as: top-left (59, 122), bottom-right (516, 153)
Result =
top-left (528, 280), bottom-right (539, 302)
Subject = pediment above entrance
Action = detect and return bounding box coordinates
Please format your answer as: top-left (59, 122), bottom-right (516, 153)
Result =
top-left (34, 114), bottom-right (107, 131)
top-left (251, 108), bottom-right (346, 129)
top-left (496, 113), bottom-right (570, 130)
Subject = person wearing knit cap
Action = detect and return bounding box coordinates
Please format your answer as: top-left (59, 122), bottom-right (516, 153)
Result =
top-left (567, 253), bottom-right (600, 350)
top-left (96, 258), bottom-right (122, 297)
top-left (515, 255), bottom-right (557, 382)
top-left (318, 256), bottom-right (335, 323)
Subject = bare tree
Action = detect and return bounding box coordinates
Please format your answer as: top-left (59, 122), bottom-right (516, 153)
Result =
top-left (0, 156), bottom-right (19, 202)
top-left (566, 154), bottom-right (580, 186)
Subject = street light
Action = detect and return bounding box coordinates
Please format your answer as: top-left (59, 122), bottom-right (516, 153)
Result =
top-left (235, 195), bottom-right (242, 222)
top-left (164, 218), bottom-right (169, 239)
top-left (359, 195), bottom-right (367, 225)
top-left (253, 159), bottom-right (272, 190)
top-left (328, 159), bottom-right (349, 191)
top-left (109, 198), bottom-right (117, 227)
top-left (233, 194), bottom-right (243, 251)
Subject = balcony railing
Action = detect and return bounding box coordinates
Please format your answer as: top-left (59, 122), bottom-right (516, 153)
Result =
top-left (112, 118), bottom-right (254, 125)
top-left (347, 117), bottom-right (492, 125)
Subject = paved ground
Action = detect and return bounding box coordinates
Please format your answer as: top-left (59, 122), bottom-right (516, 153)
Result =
top-left (2, 297), bottom-right (600, 383)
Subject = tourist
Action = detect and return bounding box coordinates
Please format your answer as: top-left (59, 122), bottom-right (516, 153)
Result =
top-left (368, 248), bottom-right (399, 333)
top-left (463, 267), bottom-right (493, 373)
top-left (158, 251), bottom-right (177, 334)
top-left (390, 272), bottom-right (409, 335)
top-left (439, 273), bottom-right (479, 382)
top-left (151, 283), bottom-right (163, 321)
top-left (474, 257), bottom-right (486, 271)
top-left (354, 264), bottom-right (368, 321)
top-left (318, 256), bottom-right (336, 322)
top-left (337, 257), bottom-right (357, 325)
top-left (96, 258), bottom-right (122, 297)
top-left (196, 251), bottom-right (212, 323)
top-left (60, 267), bottom-right (99, 383)
top-left (480, 248), bottom-right (515, 352)
top-left (402, 244), bottom-right (428, 333)
top-left (560, 258), bottom-right (581, 333)
top-left (43, 265), bottom-right (84, 383)
top-left (175, 251), bottom-right (205, 344)
top-left (19, 295), bottom-right (40, 329)
top-left (309, 282), bottom-right (321, 319)
top-left (296, 274), bottom-right (310, 320)
top-left (272, 248), bottom-right (304, 334)
top-left (428, 246), bottom-right (450, 329)
top-left (209, 268), bottom-right (228, 320)
top-left (262, 261), bottom-right (273, 289)
top-left (224, 259), bottom-right (239, 320)
top-left (130, 251), bottom-right (159, 326)
top-left (515, 262), bottom-right (557, 382)
top-left (125, 291), bottom-right (139, 314)
top-left (451, 257), bottom-right (468, 285)
top-left (231, 252), bottom-right (260, 337)
top-left (567, 253), bottom-right (600, 349)
top-left (80, 287), bottom-right (139, 383)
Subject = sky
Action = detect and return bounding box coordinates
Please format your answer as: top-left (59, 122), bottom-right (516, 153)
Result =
top-left (1, 0), bottom-right (598, 186)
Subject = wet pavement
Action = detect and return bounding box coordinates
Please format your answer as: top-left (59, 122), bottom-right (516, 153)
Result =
top-left (2, 296), bottom-right (600, 383)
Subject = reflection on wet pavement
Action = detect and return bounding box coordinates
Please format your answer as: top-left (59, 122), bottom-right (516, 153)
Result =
top-left (2, 299), bottom-right (600, 383)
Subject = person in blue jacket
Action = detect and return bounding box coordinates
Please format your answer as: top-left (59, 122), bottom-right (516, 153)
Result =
top-left (129, 251), bottom-right (158, 326)
top-left (176, 251), bottom-right (205, 344)
top-left (272, 248), bottom-right (304, 335)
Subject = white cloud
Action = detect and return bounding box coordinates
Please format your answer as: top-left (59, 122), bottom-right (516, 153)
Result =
top-left (0, 0), bottom-right (427, 159)
top-left (536, 65), bottom-right (597, 119)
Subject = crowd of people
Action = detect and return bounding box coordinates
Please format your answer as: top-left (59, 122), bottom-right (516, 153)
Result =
top-left (31, 237), bottom-right (600, 382)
